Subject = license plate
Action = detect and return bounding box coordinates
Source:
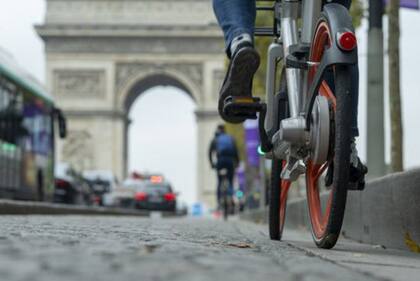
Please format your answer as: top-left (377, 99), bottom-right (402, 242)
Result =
top-left (149, 196), bottom-right (162, 203)
top-left (55, 190), bottom-right (66, 195)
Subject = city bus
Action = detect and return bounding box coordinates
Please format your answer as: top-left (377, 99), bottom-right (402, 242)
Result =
top-left (0, 48), bottom-right (66, 201)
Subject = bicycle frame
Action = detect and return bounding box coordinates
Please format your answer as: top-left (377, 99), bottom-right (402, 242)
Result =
top-left (282, 0), bottom-right (321, 117)
top-left (261, 0), bottom-right (361, 249)
top-left (265, 0), bottom-right (321, 132)
top-left (263, 0), bottom-right (357, 181)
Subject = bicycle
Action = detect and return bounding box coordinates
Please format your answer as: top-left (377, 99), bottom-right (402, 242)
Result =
top-left (218, 168), bottom-right (232, 221)
top-left (223, 0), bottom-right (361, 248)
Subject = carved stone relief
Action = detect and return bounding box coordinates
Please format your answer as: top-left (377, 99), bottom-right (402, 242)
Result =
top-left (54, 70), bottom-right (105, 98)
top-left (44, 37), bottom-right (223, 55)
top-left (116, 63), bottom-right (203, 96)
top-left (212, 69), bottom-right (225, 99)
top-left (46, 0), bottom-right (217, 26)
top-left (62, 130), bottom-right (94, 171)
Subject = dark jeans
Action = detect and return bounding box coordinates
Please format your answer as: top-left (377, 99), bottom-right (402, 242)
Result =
top-left (216, 159), bottom-right (235, 204)
top-left (213, 0), bottom-right (351, 50)
top-left (213, 0), bottom-right (358, 137)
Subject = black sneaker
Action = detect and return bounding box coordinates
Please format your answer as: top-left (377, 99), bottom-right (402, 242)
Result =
top-left (323, 157), bottom-right (367, 190)
top-left (348, 157), bottom-right (368, 190)
top-left (218, 42), bottom-right (260, 123)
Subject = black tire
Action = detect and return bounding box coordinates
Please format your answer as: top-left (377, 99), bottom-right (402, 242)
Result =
top-left (269, 70), bottom-right (289, 240)
top-left (269, 159), bottom-right (282, 240)
top-left (306, 12), bottom-right (354, 248)
top-left (307, 66), bottom-right (352, 249)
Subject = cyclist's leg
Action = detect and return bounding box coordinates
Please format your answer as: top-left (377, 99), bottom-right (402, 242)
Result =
top-left (213, 0), bottom-right (260, 123)
top-left (226, 163), bottom-right (235, 199)
top-left (216, 168), bottom-right (223, 208)
top-left (212, 0), bottom-right (256, 57)
top-left (225, 162), bottom-right (236, 213)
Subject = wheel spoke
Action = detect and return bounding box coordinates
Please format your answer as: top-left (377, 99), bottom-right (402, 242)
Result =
top-left (314, 162), bottom-right (329, 180)
top-left (280, 181), bottom-right (291, 205)
top-left (322, 193), bottom-right (333, 226)
top-left (320, 81), bottom-right (336, 109)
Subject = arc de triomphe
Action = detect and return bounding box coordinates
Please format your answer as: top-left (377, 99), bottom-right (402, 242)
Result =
top-left (36, 0), bottom-right (226, 207)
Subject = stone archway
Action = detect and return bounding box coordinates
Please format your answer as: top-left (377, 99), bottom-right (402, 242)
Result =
top-left (119, 71), bottom-right (198, 185)
top-left (118, 66), bottom-right (201, 111)
top-left (37, 0), bottom-right (226, 207)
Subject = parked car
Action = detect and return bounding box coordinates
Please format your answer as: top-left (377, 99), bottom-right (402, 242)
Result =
top-left (54, 163), bottom-right (92, 205)
top-left (83, 170), bottom-right (119, 206)
top-left (134, 176), bottom-right (177, 212)
top-left (105, 178), bottom-right (144, 208)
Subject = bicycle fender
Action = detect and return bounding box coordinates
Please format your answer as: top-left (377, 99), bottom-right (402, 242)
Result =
top-left (322, 3), bottom-right (358, 66)
top-left (305, 3), bottom-right (358, 129)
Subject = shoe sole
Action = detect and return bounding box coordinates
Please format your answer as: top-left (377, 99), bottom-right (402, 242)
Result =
top-left (218, 47), bottom-right (260, 123)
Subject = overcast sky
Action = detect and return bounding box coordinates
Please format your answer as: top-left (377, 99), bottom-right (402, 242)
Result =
top-left (0, 1), bottom-right (419, 205)
top-left (128, 88), bottom-right (197, 204)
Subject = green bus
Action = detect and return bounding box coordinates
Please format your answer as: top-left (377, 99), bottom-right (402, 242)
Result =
top-left (0, 49), bottom-right (66, 201)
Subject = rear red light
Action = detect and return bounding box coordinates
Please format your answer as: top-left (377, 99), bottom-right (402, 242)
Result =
top-left (337, 31), bottom-right (357, 51)
top-left (135, 192), bottom-right (147, 201)
top-left (164, 193), bottom-right (176, 202)
top-left (55, 179), bottom-right (69, 188)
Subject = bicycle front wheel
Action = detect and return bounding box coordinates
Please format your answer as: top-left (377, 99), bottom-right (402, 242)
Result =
top-left (305, 14), bottom-right (354, 249)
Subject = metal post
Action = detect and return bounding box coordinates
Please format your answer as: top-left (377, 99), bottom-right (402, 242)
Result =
top-left (366, 0), bottom-right (386, 177)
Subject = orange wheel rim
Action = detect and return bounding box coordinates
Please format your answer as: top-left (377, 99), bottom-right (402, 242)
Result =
top-left (279, 161), bottom-right (291, 233)
top-left (279, 179), bottom-right (291, 230)
top-left (306, 20), bottom-right (337, 240)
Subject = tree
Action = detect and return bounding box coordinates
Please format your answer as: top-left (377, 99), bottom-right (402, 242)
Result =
top-left (388, 0), bottom-right (404, 172)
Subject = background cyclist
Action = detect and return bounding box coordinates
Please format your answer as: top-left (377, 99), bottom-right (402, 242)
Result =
top-left (208, 124), bottom-right (239, 210)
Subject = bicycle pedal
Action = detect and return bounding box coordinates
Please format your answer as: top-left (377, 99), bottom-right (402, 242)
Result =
top-left (223, 96), bottom-right (263, 120)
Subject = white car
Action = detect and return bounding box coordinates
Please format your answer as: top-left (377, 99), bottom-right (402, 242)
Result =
top-left (83, 170), bottom-right (120, 206)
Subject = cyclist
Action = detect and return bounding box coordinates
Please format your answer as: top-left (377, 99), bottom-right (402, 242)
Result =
top-left (212, 0), bottom-right (367, 188)
top-left (208, 124), bottom-right (239, 210)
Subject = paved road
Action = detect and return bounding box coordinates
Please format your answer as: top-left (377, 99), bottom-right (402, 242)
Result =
top-left (0, 216), bottom-right (418, 281)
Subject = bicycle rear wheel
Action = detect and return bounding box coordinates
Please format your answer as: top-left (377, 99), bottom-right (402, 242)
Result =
top-left (305, 13), bottom-right (354, 249)
top-left (269, 160), bottom-right (291, 240)
top-left (269, 70), bottom-right (291, 240)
